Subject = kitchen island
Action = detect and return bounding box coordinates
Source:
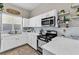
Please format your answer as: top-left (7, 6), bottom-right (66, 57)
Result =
top-left (41, 37), bottom-right (79, 55)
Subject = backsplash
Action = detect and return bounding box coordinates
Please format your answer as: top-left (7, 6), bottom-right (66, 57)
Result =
top-left (63, 27), bottom-right (79, 36)
top-left (34, 27), bottom-right (58, 33)
top-left (23, 27), bottom-right (35, 32)
top-left (34, 27), bottom-right (79, 37)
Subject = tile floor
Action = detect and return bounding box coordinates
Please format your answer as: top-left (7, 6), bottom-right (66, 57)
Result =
top-left (0, 44), bottom-right (39, 55)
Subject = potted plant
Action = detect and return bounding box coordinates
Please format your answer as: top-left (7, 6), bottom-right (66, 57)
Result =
top-left (60, 9), bottom-right (65, 14)
top-left (64, 16), bottom-right (70, 23)
top-left (0, 3), bottom-right (4, 11)
top-left (65, 18), bottom-right (70, 28)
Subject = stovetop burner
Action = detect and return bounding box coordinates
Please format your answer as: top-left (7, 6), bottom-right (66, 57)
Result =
top-left (37, 31), bottom-right (57, 42)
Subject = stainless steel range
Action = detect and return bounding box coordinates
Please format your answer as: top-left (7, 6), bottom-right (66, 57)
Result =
top-left (37, 30), bottom-right (57, 54)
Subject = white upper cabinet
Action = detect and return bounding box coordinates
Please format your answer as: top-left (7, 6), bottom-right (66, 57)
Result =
top-left (13, 16), bottom-right (22, 24)
top-left (2, 13), bottom-right (13, 24)
top-left (42, 10), bottom-right (58, 27)
top-left (41, 9), bottom-right (58, 18)
top-left (35, 15), bottom-right (41, 27)
top-left (29, 9), bottom-right (58, 27)
top-left (29, 17), bottom-right (35, 27)
top-left (29, 15), bottom-right (42, 27)
top-left (2, 13), bottom-right (22, 24)
top-left (23, 18), bottom-right (29, 27)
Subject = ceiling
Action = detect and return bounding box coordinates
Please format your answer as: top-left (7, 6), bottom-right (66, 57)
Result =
top-left (11, 3), bottom-right (40, 11)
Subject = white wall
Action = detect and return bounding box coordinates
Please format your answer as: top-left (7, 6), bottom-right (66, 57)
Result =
top-left (30, 3), bottom-right (71, 17)
top-left (3, 3), bottom-right (30, 18)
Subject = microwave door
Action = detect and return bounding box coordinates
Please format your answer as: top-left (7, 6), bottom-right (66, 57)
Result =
top-left (42, 20), bottom-right (50, 25)
top-left (41, 16), bottom-right (56, 26)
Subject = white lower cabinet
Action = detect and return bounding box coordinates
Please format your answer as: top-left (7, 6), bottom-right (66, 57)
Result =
top-left (22, 33), bottom-right (28, 44)
top-left (29, 15), bottom-right (41, 27)
top-left (17, 35), bottom-right (27, 45)
top-left (1, 36), bottom-right (16, 52)
top-left (0, 33), bottom-right (37, 52)
top-left (14, 36), bottom-right (22, 47)
top-left (0, 34), bottom-right (27, 52)
top-left (27, 33), bottom-right (37, 50)
top-left (13, 35), bottom-right (27, 47)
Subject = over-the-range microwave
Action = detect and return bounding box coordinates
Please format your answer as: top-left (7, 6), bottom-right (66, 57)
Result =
top-left (41, 16), bottom-right (56, 26)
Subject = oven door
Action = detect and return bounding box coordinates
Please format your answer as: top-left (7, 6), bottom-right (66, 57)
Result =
top-left (37, 39), bottom-right (47, 54)
top-left (38, 39), bottom-right (47, 47)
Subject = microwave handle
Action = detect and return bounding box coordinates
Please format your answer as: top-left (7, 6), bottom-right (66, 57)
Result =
top-left (54, 16), bottom-right (56, 27)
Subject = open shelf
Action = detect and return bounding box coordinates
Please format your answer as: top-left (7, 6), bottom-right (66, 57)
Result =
top-left (58, 12), bottom-right (70, 16)
top-left (71, 16), bottom-right (79, 19)
top-left (71, 4), bottom-right (79, 8)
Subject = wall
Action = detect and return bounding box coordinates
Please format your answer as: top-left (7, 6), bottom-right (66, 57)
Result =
top-left (30, 3), bottom-right (71, 17)
top-left (3, 3), bottom-right (30, 18)
top-left (34, 27), bottom-right (79, 40)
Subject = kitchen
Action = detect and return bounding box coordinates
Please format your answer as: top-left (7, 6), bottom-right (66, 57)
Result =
top-left (0, 3), bottom-right (79, 55)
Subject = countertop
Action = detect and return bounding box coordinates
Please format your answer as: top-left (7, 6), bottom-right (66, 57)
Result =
top-left (1, 33), bottom-right (22, 37)
top-left (1, 32), bottom-right (39, 38)
top-left (41, 37), bottom-right (79, 55)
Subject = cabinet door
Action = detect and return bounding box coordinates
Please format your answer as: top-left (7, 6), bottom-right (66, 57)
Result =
top-left (13, 16), bottom-right (22, 24)
top-left (27, 33), bottom-right (31, 45)
top-left (22, 33), bottom-right (28, 43)
top-left (34, 15), bottom-right (41, 27)
top-left (49, 10), bottom-right (57, 16)
top-left (2, 13), bottom-right (13, 24)
top-left (18, 35), bottom-right (27, 45)
top-left (29, 17), bottom-right (36, 27)
top-left (41, 10), bottom-right (58, 18)
top-left (41, 12), bottom-right (48, 18)
top-left (1, 36), bottom-right (15, 52)
top-left (28, 33), bottom-right (37, 50)
top-left (23, 18), bottom-right (29, 27)
top-left (29, 15), bottom-right (41, 27)
top-left (30, 34), bottom-right (37, 50)
top-left (2, 13), bottom-right (22, 24)
top-left (13, 36), bottom-right (21, 47)
top-left (14, 34), bottom-right (27, 47)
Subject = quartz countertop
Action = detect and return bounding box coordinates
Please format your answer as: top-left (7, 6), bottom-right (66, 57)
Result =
top-left (1, 33), bottom-right (22, 37)
top-left (1, 32), bottom-right (39, 38)
top-left (41, 37), bottom-right (79, 55)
